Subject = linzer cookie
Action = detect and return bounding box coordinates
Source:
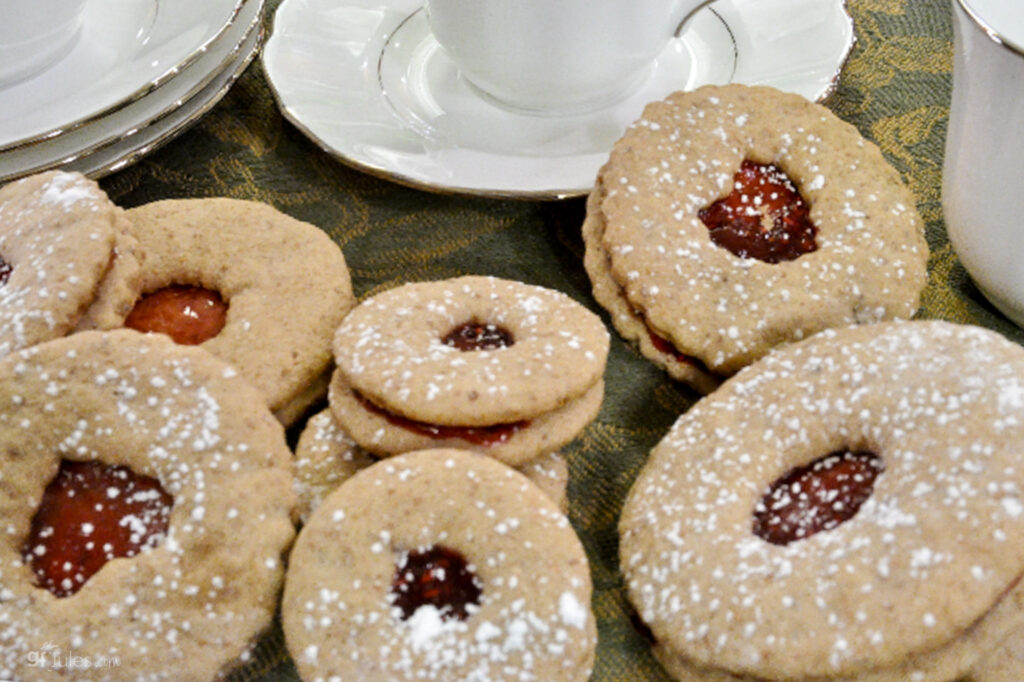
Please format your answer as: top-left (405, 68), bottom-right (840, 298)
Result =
top-left (294, 408), bottom-right (571, 521)
top-left (330, 276), bottom-right (608, 466)
top-left (0, 171), bottom-right (131, 359)
top-left (586, 84), bottom-right (928, 386)
top-left (104, 198), bottom-right (355, 426)
top-left (619, 320), bottom-right (1024, 680)
top-left (0, 329), bottom-right (296, 681)
top-left (281, 448), bottom-right (596, 681)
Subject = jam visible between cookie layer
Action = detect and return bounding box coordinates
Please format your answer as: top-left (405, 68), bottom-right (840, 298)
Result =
top-left (23, 459), bottom-right (173, 597)
top-left (355, 391), bottom-right (528, 447)
top-left (753, 450), bottom-right (883, 545)
top-left (443, 322), bottom-right (515, 351)
top-left (699, 160), bottom-right (818, 264)
top-left (646, 329), bottom-right (715, 375)
top-left (125, 285), bottom-right (228, 345)
top-left (391, 545), bottom-right (482, 621)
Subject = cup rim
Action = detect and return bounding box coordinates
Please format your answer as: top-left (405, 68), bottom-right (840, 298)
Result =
top-left (956, 0), bottom-right (1024, 57)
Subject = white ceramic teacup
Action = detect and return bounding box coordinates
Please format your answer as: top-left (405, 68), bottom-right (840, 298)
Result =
top-left (424, 0), bottom-right (712, 115)
top-left (0, 0), bottom-right (89, 85)
top-left (944, 0), bottom-right (1024, 329)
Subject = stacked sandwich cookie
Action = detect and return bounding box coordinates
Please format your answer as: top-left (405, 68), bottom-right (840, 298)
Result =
top-left (619, 320), bottom-right (1024, 681)
top-left (583, 84), bottom-right (929, 392)
top-left (328, 275), bottom-right (609, 467)
top-left (293, 408), bottom-right (571, 522)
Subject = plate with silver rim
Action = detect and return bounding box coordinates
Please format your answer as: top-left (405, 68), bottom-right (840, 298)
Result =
top-left (56, 23), bottom-right (263, 181)
top-left (262, 0), bottom-right (855, 199)
top-left (0, 0), bottom-right (263, 183)
top-left (0, 0), bottom-right (246, 153)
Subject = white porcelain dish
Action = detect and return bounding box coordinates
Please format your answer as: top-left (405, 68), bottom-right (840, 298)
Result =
top-left (944, 0), bottom-right (1024, 329)
top-left (64, 26), bottom-right (262, 181)
top-left (0, 0), bottom-right (262, 183)
top-left (262, 0), bottom-right (855, 199)
top-left (0, 0), bottom-right (245, 152)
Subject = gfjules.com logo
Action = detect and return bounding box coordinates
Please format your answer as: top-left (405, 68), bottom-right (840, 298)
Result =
top-left (23, 641), bottom-right (122, 672)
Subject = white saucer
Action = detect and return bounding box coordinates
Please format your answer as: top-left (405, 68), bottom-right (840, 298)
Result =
top-left (0, 0), bottom-right (262, 182)
top-left (263, 0), bottom-right (855, 199)
top-left (0, 0), bottom-right (244, 151)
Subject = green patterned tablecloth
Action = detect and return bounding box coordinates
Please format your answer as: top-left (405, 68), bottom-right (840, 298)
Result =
top-left (95, 0), bottom-right (1023, 679)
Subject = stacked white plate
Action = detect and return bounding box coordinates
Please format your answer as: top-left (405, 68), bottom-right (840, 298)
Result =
top-left (0, 0), bottom-right (264, 183)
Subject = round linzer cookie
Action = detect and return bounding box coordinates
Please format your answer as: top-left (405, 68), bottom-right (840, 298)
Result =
top-left (0, 329), bottom-right (296, 681)
top-left (294, 408), bottom-right (570, 521)
top-left (282, 448), bottom-right (596, 681)
top-left (0, 171), bottom-right (127, 359)
top-left (330, 276), bottom-right (608, 466)
top-left (619, 320), bottom-right (1024, 681)
top-left (105, 198), bottom-right (355, 426)
top-left (589, 84), bottom-right (928, 384)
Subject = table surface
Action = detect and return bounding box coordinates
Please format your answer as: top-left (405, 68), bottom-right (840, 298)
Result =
top-left (93, 0), bottom-right (1024, 680)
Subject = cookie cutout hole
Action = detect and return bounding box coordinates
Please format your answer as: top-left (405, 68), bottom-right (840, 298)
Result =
top-left (443, 321), bottom-right (514, 351)
top-left (753, 450), bottom-right (883, 545)
top-left (125, 285), bottom-right (228, 345)
top-left (23, 459), bottom-right (173, 598)
top-left (0, 256), bottom-right (10, 286)
top-left (355, 391), bottom-right (528, 447)
top-left (699, 160), bottom-right (818, 264)
top-left (391, 545), bottom-right (482, 621)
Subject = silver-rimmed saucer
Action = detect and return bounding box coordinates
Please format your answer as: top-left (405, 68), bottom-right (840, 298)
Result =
top-left (262, 0), bottom-right (855, 199)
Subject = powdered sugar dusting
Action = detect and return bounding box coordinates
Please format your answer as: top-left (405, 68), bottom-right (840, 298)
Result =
top-left (620, 321), bottom-right (1024, 679)
top-left (284, 449), bottom-right (595, 681)
top-left (0, 331), bottom-right (295, 680)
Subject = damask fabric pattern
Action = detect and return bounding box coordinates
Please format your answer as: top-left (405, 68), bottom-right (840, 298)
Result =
top-left (97, 0), bottom-right (1023, 680)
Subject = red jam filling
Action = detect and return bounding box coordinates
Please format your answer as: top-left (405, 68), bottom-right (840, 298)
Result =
top-left (391, 545), bottom-right (482, 621)
top-left (0, 256), bottom-right (11, 286)
top-left (646, 329), bottom-right (715, 375)
top-left (443, 322), bottom-right (514, 351)
top-left (355, 391), bottom-right (527, 446)
top-left (124, 285), bottom-right (228, 345)
top-left (23, 459), bottom-right (173, 597)
top-left (753, 450), bottom-right (883, 545)
top-left (699, 160), bottom-right (818, 263)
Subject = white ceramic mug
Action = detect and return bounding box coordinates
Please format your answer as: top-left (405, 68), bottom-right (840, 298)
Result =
top-left (424, 0), bottom-right (712, 114)
top-left (944, 0), bottom-right (1024, 328)
top-left (0, 0), bottom-right (89, 85)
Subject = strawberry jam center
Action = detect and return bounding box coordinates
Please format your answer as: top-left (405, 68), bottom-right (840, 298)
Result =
top-left (699, 160), bottom-right (818, 263)
top-left (0, 256), bottom-right (11, 286)
top-left (753, 450), bottom-right (883, 545)
top-left (355, 391), bottom-right (527, 446)
top-left (23, 459), bottom-right (173, 598)
top-left (125, 285), bottom-right (228, 345)
top-left (443, 322), bottom-right (514, 351)
top-left (391, 545), bottom-right (482, 621)
top-left (647, 329), bottom-right (715, 375)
